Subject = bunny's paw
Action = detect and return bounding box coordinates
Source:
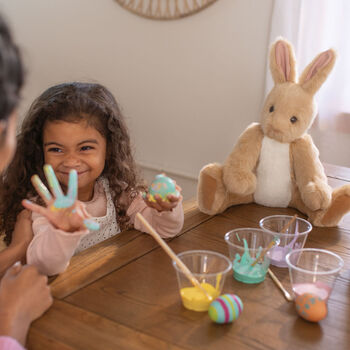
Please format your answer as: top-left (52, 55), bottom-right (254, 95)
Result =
top-left (223, 168), bottom-right (256, 196)
top-left (301, 181), bottom-right (332, 211)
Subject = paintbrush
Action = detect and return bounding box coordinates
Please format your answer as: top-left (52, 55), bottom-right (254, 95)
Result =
top-left (136, 212), bottom-right (213, 301)
top-left (267, 214), bottom-right (298, 302)
top-left (251, 214), bottom-right (298, 267)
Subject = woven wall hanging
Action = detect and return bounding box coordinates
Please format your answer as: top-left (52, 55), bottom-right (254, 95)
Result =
top-left (115, 0), bottom-right (219, 20)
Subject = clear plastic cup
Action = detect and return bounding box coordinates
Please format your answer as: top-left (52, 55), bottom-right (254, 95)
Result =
top-left (224, 228), bottom-right (279, 284)
top-left (172, 250), bottom-right (232, 312)
top-left (259, 215), bottom-right (312, 267)
top-left (286, 248), bottom-right (344, 300)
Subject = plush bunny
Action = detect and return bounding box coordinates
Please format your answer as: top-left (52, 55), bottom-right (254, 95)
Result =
top-left (197, 38), bottom-right (350, 227)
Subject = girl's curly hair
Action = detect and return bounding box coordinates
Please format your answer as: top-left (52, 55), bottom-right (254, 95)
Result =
top-left (0, 82), bottom-right (144, 244)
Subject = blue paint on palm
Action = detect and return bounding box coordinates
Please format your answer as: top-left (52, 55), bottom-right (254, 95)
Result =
top-left (43, 165), bottom-right (100, 231)
top-left (67, 169), bottom-right (78, 200)
top-left (148, 174), bottom-right (179, 202)
top-left (51, 168), bottom-right (77, 209)
top-left (84, 219), bottom-right (100, 231)
top-left (44, 164), bottom-right (63, 198)
top-left (54, 168), bottom-right (78, 209)
top-left (54, 197), bottom-right (75, 209)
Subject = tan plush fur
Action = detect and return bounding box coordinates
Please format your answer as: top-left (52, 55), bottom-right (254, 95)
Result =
top-left (197, 38), bottom-right (350, 227)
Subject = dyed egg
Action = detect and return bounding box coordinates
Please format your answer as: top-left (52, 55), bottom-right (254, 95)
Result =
top-left (208, 294), bottom-right (243, 324)
top-left (147, 174), bottom-right (179, 202)
top-left (295, 293), bottom-right (328, 322)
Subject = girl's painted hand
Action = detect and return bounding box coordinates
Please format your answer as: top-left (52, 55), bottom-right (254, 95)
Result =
top-left (143, 185), bottom-right (182, 212)
top-left (22, 165), bottom-right (99, 233)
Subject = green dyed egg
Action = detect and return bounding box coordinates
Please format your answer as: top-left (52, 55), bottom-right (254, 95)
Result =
top-left (148, 174), bottom-right (179, 202)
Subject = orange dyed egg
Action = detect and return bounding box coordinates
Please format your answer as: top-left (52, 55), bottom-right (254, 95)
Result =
top-left (295, 293), bottom-right (327, 322)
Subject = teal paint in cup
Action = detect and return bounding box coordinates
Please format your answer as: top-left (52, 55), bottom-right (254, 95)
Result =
top-left (225, 228), bottom-right (278, 284)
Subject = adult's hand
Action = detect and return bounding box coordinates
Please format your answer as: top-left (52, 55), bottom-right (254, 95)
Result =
top-left (0, 263), bottom-right (52, 345)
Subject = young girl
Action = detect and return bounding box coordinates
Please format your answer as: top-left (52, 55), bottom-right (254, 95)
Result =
top-left (0, 13), bottom-right (52, 350)
top-left (0, 82), bottom-right (184, 276)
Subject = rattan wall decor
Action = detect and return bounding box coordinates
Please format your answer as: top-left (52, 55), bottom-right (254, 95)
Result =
top-left (115, 0), bottom-right (219, 20)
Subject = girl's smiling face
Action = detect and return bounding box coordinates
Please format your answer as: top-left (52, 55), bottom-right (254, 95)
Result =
top-left (43, 119), bottom-right (107, 201)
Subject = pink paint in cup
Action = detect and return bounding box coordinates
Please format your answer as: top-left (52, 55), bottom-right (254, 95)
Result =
top-left (286, 248), bottom-right (343, 301)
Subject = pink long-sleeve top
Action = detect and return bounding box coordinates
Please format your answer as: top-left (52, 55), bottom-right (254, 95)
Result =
top-left (26, 177), bottom-right (184, 276)
top-left (0, 337), bottom-right (25, 350)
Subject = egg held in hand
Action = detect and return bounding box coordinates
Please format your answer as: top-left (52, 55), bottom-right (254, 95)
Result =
top-left (147, 174), bottom-right (179, 202)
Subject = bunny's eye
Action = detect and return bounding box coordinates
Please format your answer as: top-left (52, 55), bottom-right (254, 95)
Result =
top-left (290, 116), bottom-right (298, 124)
top-left (269, 105), bottom-right (274, 113)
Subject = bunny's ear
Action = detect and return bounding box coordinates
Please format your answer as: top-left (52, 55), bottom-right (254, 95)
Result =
top-left (299, 49), bottom-right (336, 95)
top-left (270, 39), bottom-right (297, 84)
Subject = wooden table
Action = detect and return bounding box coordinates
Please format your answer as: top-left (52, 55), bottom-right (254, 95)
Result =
top-left (27, 164), bottom-right (350, 350)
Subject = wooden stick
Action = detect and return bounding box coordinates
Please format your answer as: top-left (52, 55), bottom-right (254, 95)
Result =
top-left (281, 214), bottom-right (297, 233)
top-left (136, 213), bottom-right (213, 301)
top-left (251, 214), bottom-right (298, 267)
top-left (267, 215), bottom-right (298, 302)
top-left (251, 237), bottom-right (279, 267)
top-left (268, 268), bottom-right (293, 302)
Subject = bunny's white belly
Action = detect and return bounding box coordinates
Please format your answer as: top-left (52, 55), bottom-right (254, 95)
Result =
top-left (254, 136), bottom-right (292, 207)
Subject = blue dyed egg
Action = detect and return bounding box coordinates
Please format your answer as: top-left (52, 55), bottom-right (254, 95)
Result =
top-left (208, 294), bottom-right (243, 324)
top-left (148, 174), bottom-right (179, 202)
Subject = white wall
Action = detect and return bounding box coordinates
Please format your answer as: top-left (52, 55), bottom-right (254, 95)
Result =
top-left (0, 0), bottom-right (274, 198)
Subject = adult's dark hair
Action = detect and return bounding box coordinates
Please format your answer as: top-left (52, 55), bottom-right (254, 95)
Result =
top-left (0, 14), bottom-right (23, 121)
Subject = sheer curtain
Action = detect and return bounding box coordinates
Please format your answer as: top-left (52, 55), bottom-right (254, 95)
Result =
top-left (265, 0), bottom-right (350, 167)
top-left (265, 0), bottom-right (350, 131)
